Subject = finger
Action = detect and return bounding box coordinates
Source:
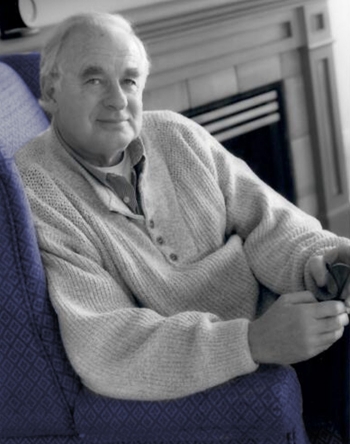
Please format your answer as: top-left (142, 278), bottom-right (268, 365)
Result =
top-left (314, 300), bottom-right (347, 318)
top-left (319, 327), bottom-right (345, 345)
top-left (343, 283), bottom-right (350, 300)
top-left (283, 291), bottom-right (317, 305)
top-left (307, 329), bottom-right (344, 359)
top-left (312, 340), bottom-right (338, 357)
top-left (345, 295), bottom-right (350, 312)
top-left (317, 313), bottom-right (349, 333)
top-left (309, 255), bottom-right (327, 287)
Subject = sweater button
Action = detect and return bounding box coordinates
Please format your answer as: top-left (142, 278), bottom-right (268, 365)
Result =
top-left (170, 253), bottom-right (178, 261)
top-left (149, 219), bottom-right (155, 229)
top-left (156, 236), bottom-right (164, 245)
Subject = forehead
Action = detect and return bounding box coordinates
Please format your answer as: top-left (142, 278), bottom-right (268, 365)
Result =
top-left (60, 25), bottom-right (145, 75)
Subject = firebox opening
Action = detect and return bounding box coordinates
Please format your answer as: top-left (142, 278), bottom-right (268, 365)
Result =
top-left (183, 82), bottom-right (296, 204)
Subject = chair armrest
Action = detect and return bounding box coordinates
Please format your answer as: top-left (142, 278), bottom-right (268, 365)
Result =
top-left (0, 159), bottom-right (77, 437)
top-left (74, 364), bottom-right (309, 443)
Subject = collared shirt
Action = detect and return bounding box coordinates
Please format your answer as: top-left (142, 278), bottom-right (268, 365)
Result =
top-left (54, 123), bottom-right (145, 219)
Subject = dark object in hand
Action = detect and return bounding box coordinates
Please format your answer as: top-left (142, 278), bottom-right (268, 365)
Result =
top-left (325, 262), bottom-right (350, 301)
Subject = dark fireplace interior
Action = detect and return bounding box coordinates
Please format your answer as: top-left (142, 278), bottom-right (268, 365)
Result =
top-left (183, 82), bottom-right (296, 204)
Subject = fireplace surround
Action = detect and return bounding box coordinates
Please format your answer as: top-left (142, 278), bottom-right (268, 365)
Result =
top-left (136, 0), bottom-right (350, 237)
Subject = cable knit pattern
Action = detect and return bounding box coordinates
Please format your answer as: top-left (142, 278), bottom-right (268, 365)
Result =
top-left (15, 109), bottom-right (349, 401)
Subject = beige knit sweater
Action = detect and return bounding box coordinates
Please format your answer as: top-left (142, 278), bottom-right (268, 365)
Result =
top-left (16, 110), bottom-right (346, 400)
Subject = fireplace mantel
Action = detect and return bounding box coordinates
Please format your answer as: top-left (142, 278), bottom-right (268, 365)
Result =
top-left (0, 0), bottom-right (349, 236)
top-left (128, 0), bottom-right (330, 41)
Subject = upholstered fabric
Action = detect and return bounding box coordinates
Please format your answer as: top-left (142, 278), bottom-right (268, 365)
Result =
top-left (73, 365), bottom-right (308, 443)
top-left (0, 53), bottom-right (41, 99)
top-left (0, 62), bottom-right (47, 157)
top-left (0, 62), bottom-right (77, 436)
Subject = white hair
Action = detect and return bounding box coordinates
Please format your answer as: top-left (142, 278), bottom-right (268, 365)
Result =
top-left (39, 12), bottom-right (150, 113)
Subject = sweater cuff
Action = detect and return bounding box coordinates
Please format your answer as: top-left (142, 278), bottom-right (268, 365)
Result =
top-left (209, 318), bottom-right (259, 385)
top-left (235, 318), bottom-right (259, 372)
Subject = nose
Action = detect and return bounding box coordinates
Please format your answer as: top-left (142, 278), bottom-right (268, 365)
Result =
top-left (103, 81), bottom-right (127, 110)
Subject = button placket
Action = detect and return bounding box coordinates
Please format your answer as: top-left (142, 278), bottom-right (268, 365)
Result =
top-left (151, 230), bottom-right (179, 263)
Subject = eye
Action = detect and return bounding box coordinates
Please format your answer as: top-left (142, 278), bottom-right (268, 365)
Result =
top-left (87, 78), bottom-right (102, 85)
top-left (124, 78), bottom-right (138, 89)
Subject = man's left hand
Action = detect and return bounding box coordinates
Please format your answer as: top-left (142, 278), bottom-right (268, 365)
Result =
top-left (309, 246), bottom-right (350, 308)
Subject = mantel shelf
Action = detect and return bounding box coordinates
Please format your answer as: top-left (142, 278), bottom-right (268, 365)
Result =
top-left (0, 0), bottom-right (325, 55)
top-left (129, 0), bottom-right (323, 41)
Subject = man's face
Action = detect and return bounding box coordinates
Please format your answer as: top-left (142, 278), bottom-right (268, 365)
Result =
top-left (50, 26), bottom-right (147, 166)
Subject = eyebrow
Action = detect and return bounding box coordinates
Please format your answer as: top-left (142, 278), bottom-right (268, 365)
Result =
top-left (80, 65), bottom-right (105, 79)
top-left (124, 67), bottom-right (143, 78)
top-left (80, 65), bottom-right (143, 80)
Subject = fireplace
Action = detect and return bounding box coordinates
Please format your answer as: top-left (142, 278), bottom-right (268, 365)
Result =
top-left (137, 0), bottom-right (350, 237)
top-left (183, 82), bottom-right (295, 203)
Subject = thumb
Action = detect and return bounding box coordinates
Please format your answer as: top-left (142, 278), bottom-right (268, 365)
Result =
top-left (309, 255), bottom-right (328, 287)
top-left (284, 291), bottom-right (317, 305)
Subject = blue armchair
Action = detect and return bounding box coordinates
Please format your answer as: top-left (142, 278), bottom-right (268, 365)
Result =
top-left (0, 52), bottom-right (343, 443)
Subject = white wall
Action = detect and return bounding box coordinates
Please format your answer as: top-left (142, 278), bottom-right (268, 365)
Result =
top-left (329, 0), bottom-right (350, 184)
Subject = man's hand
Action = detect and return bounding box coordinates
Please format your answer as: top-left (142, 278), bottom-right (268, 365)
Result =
top-left (248, 291), bottom-right (349, 365)
top-left (309, 246), bottom-right (350, 305)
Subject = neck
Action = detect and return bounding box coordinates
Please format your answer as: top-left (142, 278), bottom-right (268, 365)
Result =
top-left (53, 121), bottom-right (125, 167)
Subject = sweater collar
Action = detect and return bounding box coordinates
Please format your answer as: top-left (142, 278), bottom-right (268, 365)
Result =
top-left (52, 122), bottom-right (145, 186)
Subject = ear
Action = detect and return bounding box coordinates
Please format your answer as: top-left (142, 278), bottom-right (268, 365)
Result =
top-left (40, 75), bottom-right (59, 114)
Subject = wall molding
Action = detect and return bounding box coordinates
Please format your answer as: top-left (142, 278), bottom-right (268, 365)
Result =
top-left (127, 0), bottom-right (324, 41)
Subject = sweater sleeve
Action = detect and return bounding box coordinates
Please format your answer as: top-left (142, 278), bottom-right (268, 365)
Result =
top-left (23, 179), bottom-right (258, 401)
top-left (203, 127), bottom-right (350, 297)
top-left (142, 111), bottom-right (349, 298)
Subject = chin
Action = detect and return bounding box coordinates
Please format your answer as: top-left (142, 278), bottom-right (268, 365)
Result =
top-left (100, 137), bottom-right (134, 153)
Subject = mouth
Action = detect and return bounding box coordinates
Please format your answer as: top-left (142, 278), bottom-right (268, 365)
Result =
top-left (97, 119), bottom-right (129, 129)
top-left (98, 118), bottom-right (128, 124)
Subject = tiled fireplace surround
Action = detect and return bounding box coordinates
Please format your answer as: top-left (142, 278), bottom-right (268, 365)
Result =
top-left (131, 0), bottom-right (350, 237)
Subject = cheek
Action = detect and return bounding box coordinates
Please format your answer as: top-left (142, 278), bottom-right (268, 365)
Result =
top-left (57, 91), bottom-right (78, 116)
top-left (131, 97), bottom-right (143, 121)
top-left (61, 96), bottom-right (96, 128)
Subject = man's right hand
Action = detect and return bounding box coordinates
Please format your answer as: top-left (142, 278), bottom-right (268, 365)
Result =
top-left (248, 291), bottom-right (349, 365)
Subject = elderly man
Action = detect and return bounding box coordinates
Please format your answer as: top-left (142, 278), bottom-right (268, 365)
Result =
top-left (16, 12), bottom-right (350, 401)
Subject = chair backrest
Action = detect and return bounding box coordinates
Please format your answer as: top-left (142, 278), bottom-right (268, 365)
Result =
top-left (0, 59), bottom-right (80, 436)
top-left (0, 61), bottom-right (48, 158)
top-left (0, 52), bottom-right (41, 99)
